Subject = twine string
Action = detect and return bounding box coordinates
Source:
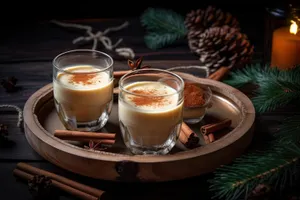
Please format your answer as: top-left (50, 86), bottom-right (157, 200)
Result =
top-left (51, 20), bottom-right (135, 59)
top-left (0, 104), bottom-right (23, 127)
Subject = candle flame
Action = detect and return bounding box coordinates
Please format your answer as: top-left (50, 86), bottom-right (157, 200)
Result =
top-left (290, 20), bottom-right (298, 35)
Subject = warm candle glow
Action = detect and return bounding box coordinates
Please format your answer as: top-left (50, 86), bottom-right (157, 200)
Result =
top-left (290, 20), bottom-right (298, 35)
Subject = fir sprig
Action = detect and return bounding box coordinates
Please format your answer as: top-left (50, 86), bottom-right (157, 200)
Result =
top-left (140, 8), bottom-right (187, 50)
top-left (223, 64), bottom-right (300, 113)
top-left (252, 79), bottom-right (300, 113)
top-left (209, 115), bottom-right (300, 200)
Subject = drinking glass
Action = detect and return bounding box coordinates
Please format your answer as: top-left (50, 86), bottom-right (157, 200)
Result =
top-left (53, 49), bottom-right (114, 131)
top-left (118, 68), bottom-right (184, 155)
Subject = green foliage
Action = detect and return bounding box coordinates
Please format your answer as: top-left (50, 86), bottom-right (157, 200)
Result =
top-left (223, 64), bottom-right (300, 113)
top-left (209, 115), bottom-right (300, 200)
top-left (140, 8), bottom-right (187, 50)
top-left (209, 65), bottom-right (300, 200)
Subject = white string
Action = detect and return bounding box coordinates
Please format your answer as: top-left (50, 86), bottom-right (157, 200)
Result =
top-left (0, 104), bottom-right (23, 127)
top-left (51, 20), bottom-right (135, 59)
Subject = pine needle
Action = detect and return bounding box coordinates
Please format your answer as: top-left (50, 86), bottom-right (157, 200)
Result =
top-left (252, 79), bottom-right (300, 113)
top-left (209, 115), bottom-right (300, 200)
top-left (223, 64), bottom-right (300, 113)
top-left (144, 32), bottom-right (182, 50)
top-left (140, 7), bottom-right (187, 50)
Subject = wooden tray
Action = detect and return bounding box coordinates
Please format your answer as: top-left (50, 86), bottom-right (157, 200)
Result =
top-left (23, 73), bottom-right (255, 182)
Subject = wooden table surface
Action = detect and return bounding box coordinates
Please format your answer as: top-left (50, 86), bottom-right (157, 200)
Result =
top-left (0, 17), bottom-right (294, 200)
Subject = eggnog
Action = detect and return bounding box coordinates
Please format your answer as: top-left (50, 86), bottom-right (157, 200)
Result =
top-left (119, 81), bottom-right (183, 147)
top-left (53, 65), bottom-right (113, 125)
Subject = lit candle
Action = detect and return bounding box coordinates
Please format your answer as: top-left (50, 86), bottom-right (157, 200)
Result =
top-left (271, 20), bottom-right (300, 70)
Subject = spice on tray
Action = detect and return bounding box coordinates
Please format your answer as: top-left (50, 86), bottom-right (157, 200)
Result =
top-left (203, 133), bottom-right (215, 144)
top-left (184, 82), bottom-right (205, 107)
top-left (84, 140), bottom-right (110, 151)
top-left (200, 118), bottom-right (232, 135)
top-left (179, 122), bottom-right (200, 149)
top-left (54, 130), bottom-right (115, 145)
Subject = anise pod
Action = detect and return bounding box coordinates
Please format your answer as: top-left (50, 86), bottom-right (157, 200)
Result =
top-left (127, 57), bottom-right (151, 70)
top-left (28, 175), bottom-right (54, 200)
top-left (1, 76), bottom-right (19, 93)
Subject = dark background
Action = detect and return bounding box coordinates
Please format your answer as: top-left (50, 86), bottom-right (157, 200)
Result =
top-left (0, 1), bottom-right (299, 200)
top-left (1, 2), bottom-right (291, 21)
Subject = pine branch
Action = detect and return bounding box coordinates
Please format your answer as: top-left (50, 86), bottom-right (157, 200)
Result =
top-left (223, 65), bottom-right (300, 113)
top-left (223, 64), bottom-right (281, 88)
top-left (209, 115), bottom-right (300, 200)
top-left (252, 79), bottom-right (300, 113)
top-left (144, 32), bottom-right (182, 50)
top-left (140, 7), bottom-right (187, 50)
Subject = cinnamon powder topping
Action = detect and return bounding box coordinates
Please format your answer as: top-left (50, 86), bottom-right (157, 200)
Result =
top-left (68, 73), bottom-right (98, 85)
top-left (129, 89), bottom-right (166, 106)
top-left (184, 82), bottom-right (205, 107)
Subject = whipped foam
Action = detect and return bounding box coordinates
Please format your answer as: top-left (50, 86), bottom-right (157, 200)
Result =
top-left (123, 81), bottom-right (179, 110)
top-left (57, 65), bottom-right (111, 90)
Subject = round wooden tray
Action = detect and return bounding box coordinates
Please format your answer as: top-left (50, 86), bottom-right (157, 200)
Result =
top-left (23, 73), bottom-right (255, 182)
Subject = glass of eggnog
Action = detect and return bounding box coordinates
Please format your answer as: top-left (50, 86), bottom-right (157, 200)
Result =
top-left (118, 69), bottom-right (184, 155)
top-left (53, 49), bottom-right (114, 131)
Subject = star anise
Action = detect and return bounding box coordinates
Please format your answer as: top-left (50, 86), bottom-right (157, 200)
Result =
top-left (127, 57), bottom-right (151, 70)
top-left (1, 76), bottom-right (21, 93)
top-left (0, 124), bottom-right (8, 142)
top-left (28, 175), bottom-right (54, 200)
top-left (84, 140), bottom-right (107, 151)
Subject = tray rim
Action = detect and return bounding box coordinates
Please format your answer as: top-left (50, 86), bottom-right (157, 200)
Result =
top-left (24, 77), bottom-right (255, 164)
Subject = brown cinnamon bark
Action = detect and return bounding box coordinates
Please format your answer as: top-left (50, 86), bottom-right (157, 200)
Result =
top-left (113, 70), bottom-right (131, 79)
top-left (208, 66), bottom-right (230, 81)
top-left (54, 130), bottom-right (115, 140)
top-left (113, 87), bottom-right (120, 95)
top-left (200, 118), bottom-right (232, 135)
top-left (14, 163), bottom-right (104, 200)
top-left (179, 122), bottom-right (200, 149)
top-left (203, 133), bottom-right (215, 144)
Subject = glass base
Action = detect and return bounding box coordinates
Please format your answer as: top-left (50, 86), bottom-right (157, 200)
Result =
top-left (184, 115), bottom-right (205, 124)
top-left (55, 98), bottom-right (113, 132)
top-left (120, 121), bottom-right (180, 155)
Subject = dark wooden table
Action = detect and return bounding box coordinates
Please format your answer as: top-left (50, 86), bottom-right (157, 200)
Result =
top-left (0, 17), bottom-right (292, 200)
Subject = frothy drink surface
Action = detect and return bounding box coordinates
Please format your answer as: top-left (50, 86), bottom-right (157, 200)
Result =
top-left (53, 65), bottom-right (113, 122)
top-left (58, 65), bottom-right (110, 89)
top-left (119, 81), bottom-right (183, 146)
top-left (123, 81), bottom-right (179, 110)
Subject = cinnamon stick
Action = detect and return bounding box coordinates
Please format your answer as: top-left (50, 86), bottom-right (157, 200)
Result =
top-left (113, 70), bottom-right (131, 79)
top-left (203, 133), bottom-right (215, 144)
top-left (16, 162), bottom-right (104, 198)
top-left (13, 169), bottom-right (99, 200)
top-left (54, 130), bottom-right (116, 141)
top-left (208, 66), bottom-right (230, 81)
top-left (200, 118), bottom-right (232, 135)
top-left (179, 122), bottom-right (200, 149)
top-left (113, 87), bottom-right (120, 95)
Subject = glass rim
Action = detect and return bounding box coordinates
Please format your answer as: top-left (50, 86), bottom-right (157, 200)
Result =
top-left (167, 65), bottom-right (210, 78)
top-left (52, 49), bottom-right (114, 74)
top-left (119, 68), bottom-right (185, 98)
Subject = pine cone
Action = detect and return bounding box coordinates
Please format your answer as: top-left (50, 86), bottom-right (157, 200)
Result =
top-left (185, 6), bottom-right (240, 52)
top-left (195, 25), bottom-right (254, 72)
top-left (185, 6), bottom-right (240, 32)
